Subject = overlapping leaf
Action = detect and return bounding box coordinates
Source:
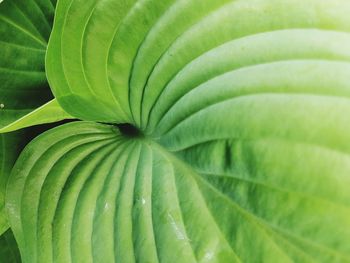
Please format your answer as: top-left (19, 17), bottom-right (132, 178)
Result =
top-left (0, 0), bottom-right (71, 132)
top-left (0, 0), bottom-right (72, 240)
top-left (8, 0), bottom-right (350, 262)
top-left (0, 0), bottom-right (56, 128)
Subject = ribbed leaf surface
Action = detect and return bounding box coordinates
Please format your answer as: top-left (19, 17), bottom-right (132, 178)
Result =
top-left (10, 0), bottom-right (350, 262)
top-left (8, 121), bottom-right (350, 262)
top-left (0, 0), bottom-right (56, 128)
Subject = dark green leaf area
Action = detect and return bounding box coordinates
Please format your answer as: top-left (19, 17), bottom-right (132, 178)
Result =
top-left (0, 0), bottom-right (55, 128)
top-left (0, 229), bottom-right (21, 263)
top-left (0, 131), bottom-right (25, 235)
top-left (7, 122), bottom-right (350, 263)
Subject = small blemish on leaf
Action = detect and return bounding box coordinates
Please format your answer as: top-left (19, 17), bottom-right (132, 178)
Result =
top-left (0, 103), bottom-right (4, 109)
top-left (204, 251), bottom-right (214, 260)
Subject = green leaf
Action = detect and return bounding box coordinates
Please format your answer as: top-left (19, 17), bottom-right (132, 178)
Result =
top-left (7, 122), bottom-right (350, 262)
top-left (0, 229), bottom-right (21, 263)
top-left (0, 99), bottom-right (73, 134)
top-left (47, 0), bottom-right (350, 127)
top-left (11, 0), bottom-right (350, 262)
top-left (0, 0), bottom-right (56, 128)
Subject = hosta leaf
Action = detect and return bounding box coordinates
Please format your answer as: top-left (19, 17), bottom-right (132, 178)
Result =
top-left (0, 99), bottom-right (73, 134)
top-left (0, 0), bottom-right (59, 129)
top-left (13, 0), bottom-right (350, 262)
top-left (47, 0), bottom-right (350, 127)
top-left (7, 122), bottom-right (350, 263)
top-left (0, 229), bottom-right (20, 263)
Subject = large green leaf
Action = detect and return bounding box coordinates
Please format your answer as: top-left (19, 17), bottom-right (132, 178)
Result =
top-left (0, 0), bottom-right (66, 130)
top-left (47, 0), bottom-right (350, 127)
top-left (9, 0), bottom-right (350, 262)
top-left (7, 122), bottom-right (350, 262)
